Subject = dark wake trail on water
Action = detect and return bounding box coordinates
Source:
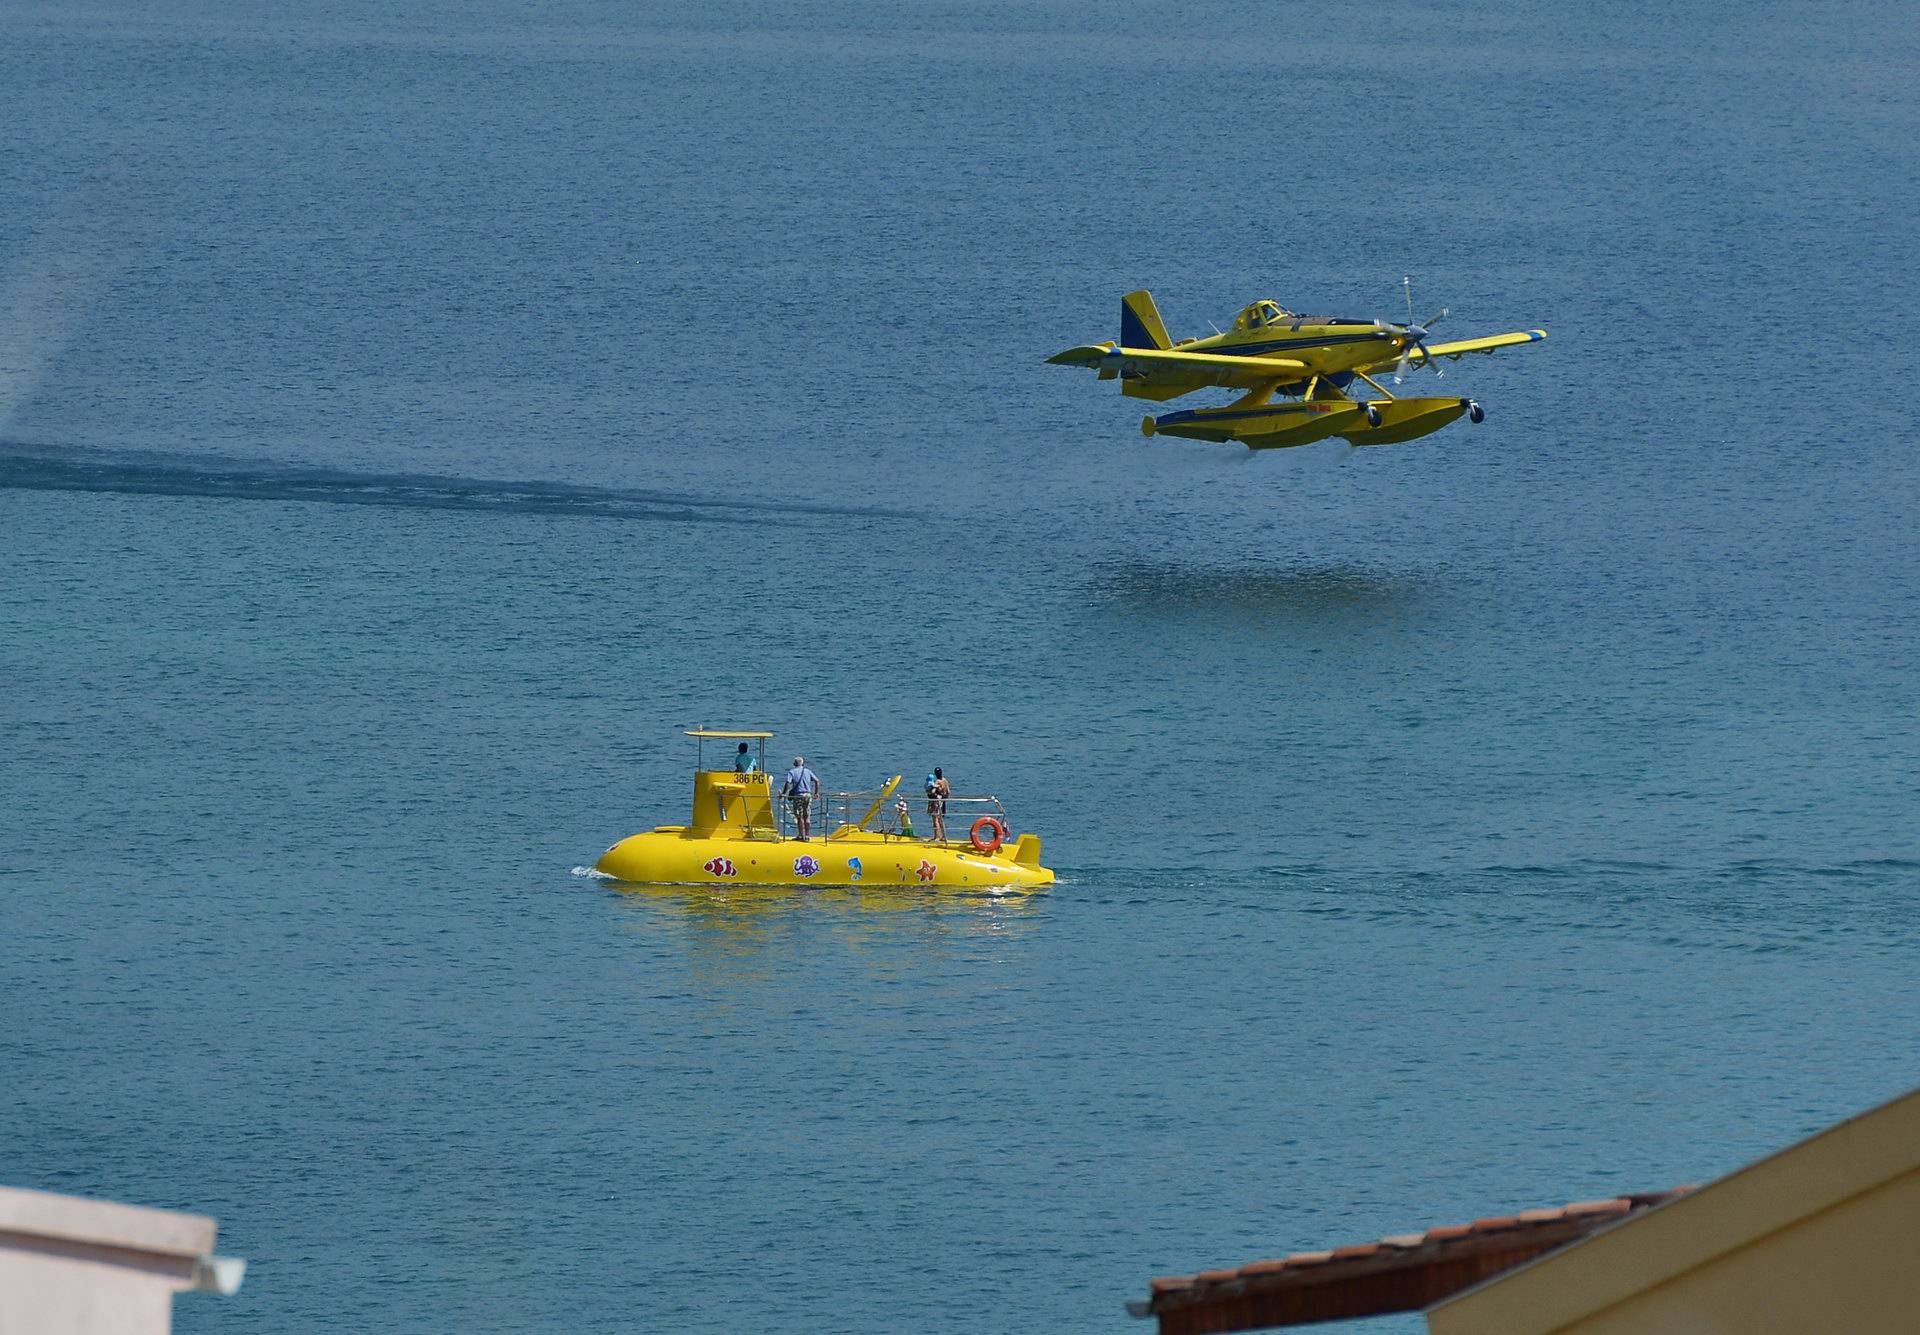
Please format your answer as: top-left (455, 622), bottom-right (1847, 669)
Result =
top-left (0, 442), bottom-right (910, 526)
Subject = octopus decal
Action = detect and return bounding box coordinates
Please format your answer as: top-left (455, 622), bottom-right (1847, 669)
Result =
top-left (793, 854), bottom-right (821, 878)
top-left (703, 856), bottom-right (737, 877)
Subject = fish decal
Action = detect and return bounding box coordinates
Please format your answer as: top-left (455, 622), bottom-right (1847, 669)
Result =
top-left (916, 859), bottom-right (937, 883)
top-left (847, 857), bottom-right (863, 881)
top-left (793, 855), bottom-right (821, 878)
top-left (703, 857), bottom-right (737, 877)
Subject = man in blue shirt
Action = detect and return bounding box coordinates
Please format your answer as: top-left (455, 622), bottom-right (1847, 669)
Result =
top-left (782, 756), bottom-right (821, 840)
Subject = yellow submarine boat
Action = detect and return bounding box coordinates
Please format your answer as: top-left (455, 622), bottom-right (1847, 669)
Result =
top-left (594, 730), bottom-right (1054, 889)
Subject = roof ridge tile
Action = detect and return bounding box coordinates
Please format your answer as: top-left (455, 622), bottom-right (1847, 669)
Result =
top-left (1141, 1186), bottom-right (1694, 1317)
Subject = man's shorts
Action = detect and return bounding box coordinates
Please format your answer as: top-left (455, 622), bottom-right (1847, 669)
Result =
top-left (790, 795), bottom-right (811, 815)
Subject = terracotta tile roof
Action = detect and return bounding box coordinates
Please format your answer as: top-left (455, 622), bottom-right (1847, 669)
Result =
top-left (1131, 1188), bottom-right (1695, 1335)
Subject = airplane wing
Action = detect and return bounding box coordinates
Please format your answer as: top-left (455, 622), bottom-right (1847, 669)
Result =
top-left (1355, 329), bottom-right (1547, 375)
top-left (1047, 343), bottom-right (1310, 392)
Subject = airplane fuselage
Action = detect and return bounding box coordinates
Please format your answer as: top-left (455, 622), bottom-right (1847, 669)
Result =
top-left (1176, 312), bottom-right (1414, 383)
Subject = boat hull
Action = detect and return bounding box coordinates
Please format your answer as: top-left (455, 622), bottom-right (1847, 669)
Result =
top-left (595, 828), bottom-right (1054, 889)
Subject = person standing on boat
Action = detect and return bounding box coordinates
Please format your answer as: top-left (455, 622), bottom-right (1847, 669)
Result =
top-left (783, 756), bottom-right (820, 840)
top-left (734, 741), bottom-right (757, 774)
top-left (926, 767), bottom-right (950, 843)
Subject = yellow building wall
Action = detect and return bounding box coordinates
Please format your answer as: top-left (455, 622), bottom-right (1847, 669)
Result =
top-left (1549, 1169), bottom-right (1919, 1335)
top-left (1430, 1088), bottom-right (1920, 1335)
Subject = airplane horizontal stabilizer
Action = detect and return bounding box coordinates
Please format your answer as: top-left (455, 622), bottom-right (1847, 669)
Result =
top-left (1047, 343), bottom-right (1117, 367)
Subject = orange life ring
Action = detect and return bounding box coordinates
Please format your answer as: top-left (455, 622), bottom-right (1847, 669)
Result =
top-left (969, 817), bottom-right (1007, 854)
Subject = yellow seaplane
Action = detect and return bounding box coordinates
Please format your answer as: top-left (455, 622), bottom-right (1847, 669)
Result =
top-left (1048, 281), bottom-right (1546, 449)
top-left (593, 730), bottom-right (1054, 890)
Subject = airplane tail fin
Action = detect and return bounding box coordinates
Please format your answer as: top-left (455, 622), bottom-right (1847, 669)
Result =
top-left (1121, 290), bottom-right (1172, 350)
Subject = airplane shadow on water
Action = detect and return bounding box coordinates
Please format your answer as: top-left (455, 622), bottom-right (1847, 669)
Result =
top-left (0, 440), bottom-right (911, 526)
top-left (1081, 558), bottom-right (1431, 625)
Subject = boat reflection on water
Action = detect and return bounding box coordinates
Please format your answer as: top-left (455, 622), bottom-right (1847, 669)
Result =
top-left (611, 880), bottom-right (1046, 924)
top-left (604, 879), bottom-right (1048, 961)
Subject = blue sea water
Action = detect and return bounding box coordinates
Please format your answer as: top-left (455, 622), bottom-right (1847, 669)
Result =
top-left (3, 2), bottom-right (1917, 1331)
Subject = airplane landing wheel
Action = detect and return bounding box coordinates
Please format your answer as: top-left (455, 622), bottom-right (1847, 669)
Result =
top-left (1363, 404), bottom-right (1382, 427)
top-left (1467, 400), bottom-right (1485, 424)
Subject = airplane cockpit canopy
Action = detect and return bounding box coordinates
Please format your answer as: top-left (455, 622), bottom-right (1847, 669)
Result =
top-left (1236, 300), bottom-right (1293, 330)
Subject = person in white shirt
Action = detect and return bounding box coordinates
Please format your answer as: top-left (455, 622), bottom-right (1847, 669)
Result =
top-left (782, 757), bottom-right (821, 840)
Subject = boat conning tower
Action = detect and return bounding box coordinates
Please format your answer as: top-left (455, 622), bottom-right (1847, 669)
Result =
top-left (685, 729), bottom-right (778, 836)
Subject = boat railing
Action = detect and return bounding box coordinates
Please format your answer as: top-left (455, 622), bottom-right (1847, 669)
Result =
top-left (770, 787), bottom-right (1013, 844)
top-left (914, 794), bottom-right (1012, 845)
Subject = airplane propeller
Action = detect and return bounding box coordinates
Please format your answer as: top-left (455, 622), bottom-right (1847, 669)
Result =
top-left (1392, 276), bottom-right (1448, 384)
top-left (1393, 309), bottom-right (1448, 382)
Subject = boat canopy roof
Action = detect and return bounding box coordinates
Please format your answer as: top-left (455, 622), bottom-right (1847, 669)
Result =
top-left (686, 729), bottom-right (774, 739)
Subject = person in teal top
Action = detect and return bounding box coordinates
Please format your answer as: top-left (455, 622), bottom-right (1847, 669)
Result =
top-left (734, 742), bottom-right (757, 774)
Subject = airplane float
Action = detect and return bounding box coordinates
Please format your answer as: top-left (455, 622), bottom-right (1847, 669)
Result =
top-left (1048, 281), bottom-right (1545, 449)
